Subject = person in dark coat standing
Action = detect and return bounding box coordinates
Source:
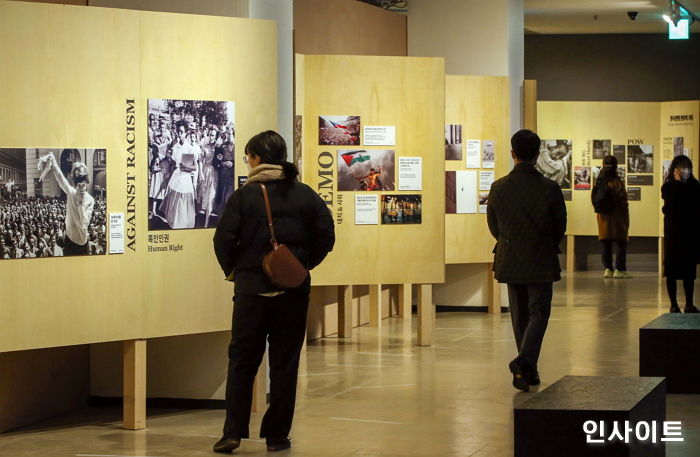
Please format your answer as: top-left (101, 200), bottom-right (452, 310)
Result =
top-left (595, 155), bottom-right (631, 279)
top-left (662, 155), bottom-right (700, 313)
top-left (487, 129), bottom-right (567, 392)
top-left (213, 131), bottom-right (335, 453)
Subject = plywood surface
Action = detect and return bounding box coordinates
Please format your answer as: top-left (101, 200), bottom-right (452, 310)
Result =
top-left (444, 75), bottom-right (510, 264)
top-left (298, 54), bottom-right (445, 286)
top-left (0, 1), bottom-right (277, 351)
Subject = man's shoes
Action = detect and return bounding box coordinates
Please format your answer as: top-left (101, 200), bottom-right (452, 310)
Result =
top-left (527, 370), bottom-right (541, 386)
top-left (266, 437), bottom-right (291, 452)
top-left (684, 305), bottom-right (700, 313)
top-left (613, 270), bottom-right (633, 279)
top-left (509, 358), bottom-right (530, 392)
top-left (213, 436), bottom-right (241, 453)
top-left (603, 269), bottom-right (614, 278)
top-left (670, 306), bottom-right (682, 313)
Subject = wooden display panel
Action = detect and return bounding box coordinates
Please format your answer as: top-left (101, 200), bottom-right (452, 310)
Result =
top-left (444, 75), bottom-right (510, 264)
top-left (0, 1), bottom-right (277, 352)
top-left (537, 101), bottom-right (662, 237)
top-left (297, 54), bottom-right (445, 286)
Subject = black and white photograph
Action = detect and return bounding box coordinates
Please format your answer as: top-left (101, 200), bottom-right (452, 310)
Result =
top-left (592, 139), bottom-right (611, 160)
top-left (357, 0), bottom-right (407, 12)
top-left (627, 145), bottom-right (653, 174)
top-left (482, 140), bottom-right (495, 168)
top-left (1, 148), bottom-right (107, 260)
top-left (535, 139), bottom-right (572, 190)
top-left (319, 115), bottom-right (360, 146)
top-left (613, 144), bottom-right (626, 163)
top-left (445, 124), bottom-right (463, 160)
top-left (147, 99), bottom-right (235, 231)
top-left (381, 194), bottom-right (422, 224)
top-left (663, 160), bottom-right (672, 181)
top-left (338, 149), bottom-right (395, 191)
top-left (673, 137), bottom-right (685, 157)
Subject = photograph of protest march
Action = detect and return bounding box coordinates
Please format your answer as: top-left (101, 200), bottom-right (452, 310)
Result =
top-left (1, 148), bottom-right (107, 259)
top-left (445, 124), bottom-right (463, 160)
top-left (338, 149), bottom-right (395, 191)
top-left (536, 139), bottom-right (572, 189)
top-left (319, 115), bottom-right (361, 146)
top-left (627, 145), bottom-right (653, 174)
top-left (147, 99), bottom-right (235, 230)
top-left (381, 194), bottom-right (422, 224)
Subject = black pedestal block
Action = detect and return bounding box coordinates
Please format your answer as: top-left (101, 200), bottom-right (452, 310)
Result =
top-left (515, 376), bottom-right (666, 457)
top-left (640, 313), bottom-right (700, 394)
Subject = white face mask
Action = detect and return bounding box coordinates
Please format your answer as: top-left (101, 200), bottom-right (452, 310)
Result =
top-left (680, 168), bottom-right (691, 182)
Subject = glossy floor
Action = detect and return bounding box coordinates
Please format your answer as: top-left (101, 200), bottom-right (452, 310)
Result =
top-left (1, 272), bottom-right (698, 457)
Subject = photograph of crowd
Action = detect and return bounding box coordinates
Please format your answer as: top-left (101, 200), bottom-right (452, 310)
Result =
top-left (445, 124), bottom-right (463, 160)
top-left (381, 194), bottom-right (422, 224)
top-left (319, 115), bottom-right (360, 146)
top-left (536, 139), bottom-right (572, 189)
top-left (147, 99), bottom-right (235, 230)
top-left (574, 166), bottom-right (591, 190)
top-left (613, 145), bottom-right (626, 163)
top-left (1, 148), bottom-right (107, 260)
top-left (627, 145), bottom-right (653, 174)
top-left (592, 139), bottom-right (611, 160)
top-left (673, 137), bottom-right (684, 157)
top-left (338, 149), bottom-right (395, 191)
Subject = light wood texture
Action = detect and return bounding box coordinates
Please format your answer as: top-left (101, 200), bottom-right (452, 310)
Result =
top-left (523, 80), bottom-right (538, 131)
top-left (297, 54), bottom-right (445, 286)
top-left (567, 235), bottom-right (575, 274)
top-left (398, 283), bottom-right (412, 318)
top-left (252, 352), bottom-right (268, 413)
top-left (293, 0), bottom-right (406, 57)
top-left (369, 285), bottom-right (382, 328)
top-left (487, 263), bottom-right (501, 314)
top-left (417, 284), bottom-right (434, 347)
top-left (538, 101), bottom-right (662, 237)
top-left (445, 75), bottom-right (510, 264)
top-left (15, 0), bottom-right (86, 4)
top-left (658, 236), bottom-right (664, 278)
top-left (123, 340), bottom-right (146, 430)
top-left (0, 1), bottom-right (277, 352)
top-left (337, 285), bottom-right (353, 338)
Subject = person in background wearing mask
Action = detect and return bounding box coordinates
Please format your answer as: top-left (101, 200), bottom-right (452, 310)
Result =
top-left (595, 155), bottom-right (631, 279)
top-left (662, 155), bottom-right (700, 313)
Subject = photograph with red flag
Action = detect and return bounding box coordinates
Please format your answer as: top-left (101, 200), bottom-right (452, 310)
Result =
top-left (319, 115), bottom-right (361, 146)
top-left (337, 149), bottom-right (395, 191)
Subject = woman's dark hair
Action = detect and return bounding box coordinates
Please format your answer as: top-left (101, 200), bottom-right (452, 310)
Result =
top-left (666, 155), bottom-right (694, 183)
top-left (598, 155), bottom-right (619, 182)
top-left (245, 130), bottom-right (299, 180)
top-left (511, 129), bottom-right (541, 162)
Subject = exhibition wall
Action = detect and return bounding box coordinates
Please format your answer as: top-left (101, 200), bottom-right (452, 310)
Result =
top-left (296, 53), bottom-right (446, 286)
top-left (293, 0), bottom-right (407, 57)
top-left (0, 0), bottom-right (277, 351)
top-left (526, 34), bottom-right (700, 102)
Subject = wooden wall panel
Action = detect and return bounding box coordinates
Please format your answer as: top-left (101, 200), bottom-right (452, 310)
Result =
top-left (294, 0), bottom-right (407, 57)
top-left (298, 54), bottom-right (445, 286)
top-left (444, 75), bottom-right (510, 264)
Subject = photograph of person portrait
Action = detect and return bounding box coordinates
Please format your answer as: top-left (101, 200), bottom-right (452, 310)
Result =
top-left (613, 144), bottom-right (626, 163)
top-left (337, 149), bottom-right (395, 191)
top-left (627, 145), bottom-right (653, 174)
top-left (445, 124), bottom-right (463, 160)
top-left (673, 137), bottom-right (684, 157)
top-left (1, 148), bottom-right (107, 260)
top-left (592, 139), bottom-right (611, 160)
top-left (147, 99), bottom-right (235, 231)
top-left (381, 194), bottom-right (422, 224)
top-left (574, 166), bottom-right (591, 190)
top-left (535, 139), bottom-right (572, 189)
top-left (319, 115), bottom-right (360, 146)
top-left (663, 160), bottom-right (672, 181)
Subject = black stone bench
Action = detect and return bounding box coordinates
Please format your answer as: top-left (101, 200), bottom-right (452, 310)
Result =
top-left (515, 376), bottom-right (666, 457)
top-left (640, 313), bottom-right (700, 394)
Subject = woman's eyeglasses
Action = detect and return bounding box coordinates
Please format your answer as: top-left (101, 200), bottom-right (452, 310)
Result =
top-left (243, 155), bottom-right (249, 164)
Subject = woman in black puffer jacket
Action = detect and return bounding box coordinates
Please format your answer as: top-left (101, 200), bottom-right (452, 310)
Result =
top-left (213, 130), bottom-right (335, 453)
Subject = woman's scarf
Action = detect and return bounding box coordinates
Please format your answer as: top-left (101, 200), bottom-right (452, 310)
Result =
top-left (246, 163), bottom-right (284, 184)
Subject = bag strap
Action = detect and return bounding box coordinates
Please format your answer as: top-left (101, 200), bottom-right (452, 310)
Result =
top-left (260, 183), bottom-right (279, 248)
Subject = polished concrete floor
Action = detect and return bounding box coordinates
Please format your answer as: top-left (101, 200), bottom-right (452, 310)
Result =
top-left (1, 272), bottom-right (699, 457)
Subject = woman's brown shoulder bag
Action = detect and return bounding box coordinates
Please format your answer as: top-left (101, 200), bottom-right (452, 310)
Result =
top-left (260, 183), bottom-right (308, 289)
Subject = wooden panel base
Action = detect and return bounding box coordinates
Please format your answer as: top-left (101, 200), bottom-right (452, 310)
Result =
top-left (123, 339), bottom-right (146, 430)
top-left (369, 284), bottom-right (382, 328)
top-left (398, 283), bottom-right (412, 318)
top-left (417, 284), bottom-right (434, 347)
top-left (487, 263), bottom-right (501, 314)
top-left (338, 285), bottom-right (353, 338)
top-left (566, 235), bottom-right (575, 274)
